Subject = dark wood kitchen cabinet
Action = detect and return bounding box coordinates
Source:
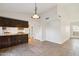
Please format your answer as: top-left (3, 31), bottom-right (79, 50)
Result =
top-left (10, 35), bottom-right (18, 46)
top-left (0, 34), bottom-right (28, 49)
top-left (0, 16), bottom-right (28, 27)
top-left (17, 35), bottom-right (28, 44)
top-left (0, 36), bottom-right (11, 48)
top-left (0, 16), bottom-right (29, 49)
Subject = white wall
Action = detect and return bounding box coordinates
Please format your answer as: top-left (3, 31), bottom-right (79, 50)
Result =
top-left (57, 3), bottom-right (79, 43)
top-left (40, 5), bottom-right (63, 44)
top-left (41, 4), bottom-right (79, 44)
top-left (40, 4), bottom-right (72, 44)
top-left (57, 4), bottom-right (71, 43)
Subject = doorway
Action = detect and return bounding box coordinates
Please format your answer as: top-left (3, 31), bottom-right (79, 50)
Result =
top-left (70, 22), bottom-right (79, 39)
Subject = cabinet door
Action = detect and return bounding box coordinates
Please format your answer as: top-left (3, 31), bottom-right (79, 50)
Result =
top-left (10, 36), bottom-right (18, 46)
top-left (0, 18), bottom-right (12, 27)
top-left (0, 18), bottom-right (6, 26)
top-left (17, 36), bottom-right (26, 44)
top-left (0, 36), bottom-right (10, 48)
top-left (17, 35), bottom-right (28, 44)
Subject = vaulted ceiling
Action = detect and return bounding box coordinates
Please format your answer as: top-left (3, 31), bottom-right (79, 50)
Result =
top-left (0, 3), bottom-right (57, 15)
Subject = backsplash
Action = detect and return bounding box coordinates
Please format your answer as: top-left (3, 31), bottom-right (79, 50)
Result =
top-left (0, 27), bottom-right (29, 35)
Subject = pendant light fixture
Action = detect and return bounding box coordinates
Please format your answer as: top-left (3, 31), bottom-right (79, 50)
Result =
top-left (31, 3), bottom-right (40, 19)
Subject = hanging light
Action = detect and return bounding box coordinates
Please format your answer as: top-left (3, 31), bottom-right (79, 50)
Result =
top-left (31, 3), bottom-right (40, 19)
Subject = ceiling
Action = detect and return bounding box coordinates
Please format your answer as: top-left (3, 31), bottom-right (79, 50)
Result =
top-left (0, 3), bottom-right (56, 15)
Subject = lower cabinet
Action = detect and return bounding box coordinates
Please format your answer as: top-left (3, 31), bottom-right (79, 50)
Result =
top-left (0, 34), bottom-right (28, 49)
top-left (10, 35), bottom-right (18, 46)
top-left (0, 36), bottom-right (10, 48)
top-left (17, 35), bottom-right (28, 44)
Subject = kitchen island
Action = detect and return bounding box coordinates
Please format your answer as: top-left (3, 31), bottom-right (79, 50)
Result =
top-left (0, 34), bottom-right (28, 49)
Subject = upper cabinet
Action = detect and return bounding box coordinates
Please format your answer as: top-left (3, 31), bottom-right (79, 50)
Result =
top-left (0, 16), bottom-right (29, 28)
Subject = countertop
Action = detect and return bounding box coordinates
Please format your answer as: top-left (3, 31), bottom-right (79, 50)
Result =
top-left (0, 33), bottom-right (28, 36)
